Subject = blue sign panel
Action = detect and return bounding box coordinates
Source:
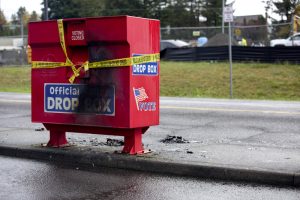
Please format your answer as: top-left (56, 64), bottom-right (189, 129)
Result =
top-left (132, 54), bottom-right (158, 76)
top-left (44, 84), bottom-right (115, 115)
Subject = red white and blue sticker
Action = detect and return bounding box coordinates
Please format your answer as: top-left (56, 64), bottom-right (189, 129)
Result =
top-left (133, 87), bottom-right (156, 111)
top-left (44, 83), bottom-right (115, 115)
top-left (132, 54), bottom-right (158, 76)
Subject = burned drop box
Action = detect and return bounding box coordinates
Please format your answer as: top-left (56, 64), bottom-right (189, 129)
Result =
top-left (29, 16), bottom-right (160, 154)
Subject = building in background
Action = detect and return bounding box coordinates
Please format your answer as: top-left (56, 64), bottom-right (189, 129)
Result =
top-left (233, 15), bottom-right (267, 46)
top-left (0, 36), bottom-right (27, 65)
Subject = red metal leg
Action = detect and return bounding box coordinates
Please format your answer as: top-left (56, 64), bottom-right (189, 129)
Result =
top-left (43, 123), bottom-right (149, 154)
top-left (47, 130), bottom-right (68, 147)
top-left (122, 128), bottom-right (144, 155)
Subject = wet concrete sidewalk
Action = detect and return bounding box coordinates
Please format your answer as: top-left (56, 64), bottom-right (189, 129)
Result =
top-left (1, 121), bottom-right (300, 187)
top-left (1, 93), bottom-right (300, 186)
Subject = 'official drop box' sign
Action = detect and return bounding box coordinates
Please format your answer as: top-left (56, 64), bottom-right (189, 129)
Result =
top-left (44, 83), bottom-right (115, 116)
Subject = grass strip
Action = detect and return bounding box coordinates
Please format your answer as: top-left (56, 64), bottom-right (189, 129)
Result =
top-left (160, 61), bottom-right (300, 100)
top-left (0, 62), bottom-right (299, 100)
top-left (0, 65), bottom-right (31, 93)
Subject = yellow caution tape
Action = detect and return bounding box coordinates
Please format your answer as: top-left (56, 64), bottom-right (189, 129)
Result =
top-left (57, 19), bottom-right (69, 59)
top-left (32, 61), bottom-right (71, 69)
top-left (31, 19), bottom-right (160, 83)
top-left (27, 45), bottom-right (32, 64)
top-left (88, 53), bottom-right (160, 69)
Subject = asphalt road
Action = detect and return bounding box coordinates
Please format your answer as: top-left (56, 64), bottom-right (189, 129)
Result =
top-left (1, 156), bottom-right (300, 200)
top-left (0, 92), bottom-right (300, 168)
top-left (1, 93), bottom-right (300, 142)
top-left (156, 97), bottom-right (300, 149)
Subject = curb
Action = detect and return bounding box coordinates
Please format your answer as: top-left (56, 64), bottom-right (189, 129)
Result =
top-left (0, 145), bottom-right (298, 187)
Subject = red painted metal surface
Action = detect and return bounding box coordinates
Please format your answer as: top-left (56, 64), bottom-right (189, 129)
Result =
top-left (28, 16), bottom-right (160, 154)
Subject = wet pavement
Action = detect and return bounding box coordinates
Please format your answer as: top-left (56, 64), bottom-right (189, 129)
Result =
top-left (1, 156), bottom-right (300, 200)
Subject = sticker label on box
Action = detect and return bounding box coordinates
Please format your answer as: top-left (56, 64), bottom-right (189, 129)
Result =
top-left (71, 30), bottom-right (85, 41)
top-left (133, 87), bottom-right (156, 111)
top-left (132, 54), bottom-right (158, 76)
top-left (44, 83), bottom-right (115, 115)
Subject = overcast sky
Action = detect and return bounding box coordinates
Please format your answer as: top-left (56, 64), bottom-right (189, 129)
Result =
top-left (1, 0), bottom-right (266, 20)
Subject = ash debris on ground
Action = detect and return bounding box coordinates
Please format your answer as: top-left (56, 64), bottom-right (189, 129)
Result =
top-left (106, 138), bottom-right (124, 146)
top-left (160, 135), bottom-right (190, 144)
top-left (68, 137), bottom-right (124, 147)
top-left (34, 128), bottom-right (45, 131)
top-left (68, 137), bottom-right (102, 146)
top-left (89, 138), bottom-right (104, 146)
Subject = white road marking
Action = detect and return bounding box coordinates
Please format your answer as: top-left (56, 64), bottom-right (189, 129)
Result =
top-left (161, 106), bottom-right (300, 115)
top-left (1, 97), bottom-right (299, 116)
top-left (0, 99), bottom-right (30, 103)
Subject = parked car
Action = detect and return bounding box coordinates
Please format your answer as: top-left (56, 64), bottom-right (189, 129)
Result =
top-left (270, 33), bottom-right (300, 47)
top-left (160, 40), bottom-right (190, 51)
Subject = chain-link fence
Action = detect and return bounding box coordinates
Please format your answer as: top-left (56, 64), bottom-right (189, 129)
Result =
top-left (0, 22), bottom-right (295, 65)
top-left (161, 22), bottom-right (292, 47)
top-left (0, 35), bottom-right (28, 66)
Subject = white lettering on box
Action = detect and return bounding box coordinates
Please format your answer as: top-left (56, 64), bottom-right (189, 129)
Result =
top-left (44, 84), bottom-right (115, 115)
top-left (71, 30), bottom-right (84, 41)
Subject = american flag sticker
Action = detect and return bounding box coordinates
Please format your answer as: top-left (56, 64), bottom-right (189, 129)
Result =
top-left (133, 87), bottom-right (148, 110)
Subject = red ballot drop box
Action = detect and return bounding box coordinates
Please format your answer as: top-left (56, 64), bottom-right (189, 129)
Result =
top-left (28, 16), bottom-right (160, 154)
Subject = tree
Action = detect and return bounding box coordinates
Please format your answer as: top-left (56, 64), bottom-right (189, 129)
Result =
top-left (0, 10), bottom-right (7, 35)
top-left (160, 2), bottom-right (198, 27)
top-left (42, 0), bottom-right (105, 19)
top-left (44, 0), bottom-right (79, 19)
top-left (142, 0), bottom-right (163, 19)
top-left (201, 0), bottom-right (223, 26)
top-left (11, 14), bottom-right (18, 25)
top-left (266, 1), bottom-right (300, 38)
top-left (7, 7), bottom-right (30, 35)
top-left (74, 0), bottom-right (104, 17)
top-left (0, 10), bottom-right (7, 32)
top-left (0, 10), bottom-right (6, 26)
top-left (16, 7), bottom-right (30, 27)
top-left (40, 0), bottom-right (229, 30)
top-left (102, 0), bottom-right (144, 16)
top-left (17, 7), bottom-right (30, 22)
top-left (295, 3), bottom-right (300, 15)
top-left (29, 11), bottom-right (40, 22)
top-left (188, 0), bottom-right (204, 26)
top-left (17, 7), bottom-right (30, 35)
top-left (272, 0), bottom-right (300, 22)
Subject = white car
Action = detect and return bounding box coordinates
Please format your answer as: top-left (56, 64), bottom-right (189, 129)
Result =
top-left (270, 33), bottom-right (300, 47)
top-left (160, 40), bottom-right (190, 51)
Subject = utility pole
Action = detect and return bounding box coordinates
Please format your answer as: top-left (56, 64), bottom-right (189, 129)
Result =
top-left (228, 21), bottom-right (232, 98)
top-left (20, 12), bottom-right (24, 65)
top-left (224, 4), bottom-right (234, 98)
top-left (222, 0), bottom-right (225, 33)
top-left (263, 0), bottom-right (270, 45)
top-left (44, 0), bottom-right (48, 20)
top-left (20, 13), bottom-right (23, 42)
